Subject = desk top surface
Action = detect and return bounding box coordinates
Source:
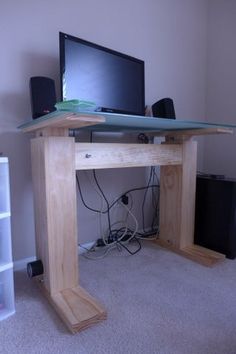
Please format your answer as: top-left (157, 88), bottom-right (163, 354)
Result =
top-left (19, 110), bottom-right (236, 137)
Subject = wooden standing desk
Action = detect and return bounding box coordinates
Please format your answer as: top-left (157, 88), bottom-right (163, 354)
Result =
top-left (19, 111), bottom-right (235, 333)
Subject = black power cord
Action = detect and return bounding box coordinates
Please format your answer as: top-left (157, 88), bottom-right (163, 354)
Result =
top-left (76, 174), bottom-right (159, 215)
top-left (117, 237), bottom-right (141, 255)
top-left (76, 131), bottom-right (160, 256)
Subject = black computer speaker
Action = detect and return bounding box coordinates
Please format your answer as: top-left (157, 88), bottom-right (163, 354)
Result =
top-left (152, 97), bottom-right (176, 119)
top-left (30, 76), bottom-right (56, 119)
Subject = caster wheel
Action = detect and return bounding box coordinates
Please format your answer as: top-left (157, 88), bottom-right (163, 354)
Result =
top-left (27, 260), bottom-right (44, 278)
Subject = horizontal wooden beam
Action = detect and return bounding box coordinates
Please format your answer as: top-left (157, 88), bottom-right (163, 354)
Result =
top-left (75, 143), bottom-right (182, 170)
top-left (21, 112), bottom-right (105, 133)
top-left (148, 127), bottom-right (233, 139)
top-left (155, 239), bottom-right (225, 267)
top-left (38, 281), bottom-right (107, 333)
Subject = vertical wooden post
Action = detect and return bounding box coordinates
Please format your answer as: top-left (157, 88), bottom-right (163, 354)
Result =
top-left (31, 136), bottom-right (78, 294)
top-left (157, 139), bottom-right (225, 266)
top-left (159, 139), bottom-right (197, 250)
top-left (30, 135), bottom-right (106, 333)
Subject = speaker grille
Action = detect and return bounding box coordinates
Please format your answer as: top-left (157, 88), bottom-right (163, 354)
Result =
top-left (152, 97), bottom-right (176, 119)
top-left (30, 76), bottom-right (56, 119)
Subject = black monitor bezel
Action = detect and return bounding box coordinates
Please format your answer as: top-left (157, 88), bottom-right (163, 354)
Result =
top-left (59, 32), bottom-right (145, 116)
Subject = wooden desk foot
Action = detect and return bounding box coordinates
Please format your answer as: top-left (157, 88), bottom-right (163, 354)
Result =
top-left (155, 239), bottom-right (225, 267)
top-left (40, 283), bottom-right (107, 333)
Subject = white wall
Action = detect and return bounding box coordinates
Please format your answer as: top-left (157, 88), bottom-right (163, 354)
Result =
top-left (204, 0), bottom-right (236, 177)
top-left (0, 0), bottom-right (208, 261)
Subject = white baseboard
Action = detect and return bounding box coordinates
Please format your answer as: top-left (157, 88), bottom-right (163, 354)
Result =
top-left (13, 242), bottom-right (96, 271)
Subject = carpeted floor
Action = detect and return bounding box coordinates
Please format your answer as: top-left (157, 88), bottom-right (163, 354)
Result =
top-left (1, 242), bottom-right (236, 354)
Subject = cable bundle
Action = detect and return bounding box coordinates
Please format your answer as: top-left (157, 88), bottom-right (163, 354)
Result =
top-left (76, 166), bottom-right (160, 259)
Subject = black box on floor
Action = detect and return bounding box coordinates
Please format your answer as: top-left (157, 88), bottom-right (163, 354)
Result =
top-left (194, 175), bottom-right (236, 259)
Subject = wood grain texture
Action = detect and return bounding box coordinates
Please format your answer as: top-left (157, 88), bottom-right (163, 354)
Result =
top-left (148, 127), bottom-right (233, 139)
top-left (75, 143), bottom-right (182, 170)
top-left (155, 240), bottom-right (225, 267)
top-left (22, 112), bottom-right (105, 133)
top-left (36, 279), bottom-right (107, 333)
top-left (31, 137), bottom-right (78, 294)
top-left (35, 127), bottom-right (69, 137)
top-left (26, 112), bottom-right (234, 334)
top-left (51, 286), bottom-right (107, 333)
top-left (159, 140), bottom-right (197, 249)
top-left (31, 138), bottom-right (50, 289)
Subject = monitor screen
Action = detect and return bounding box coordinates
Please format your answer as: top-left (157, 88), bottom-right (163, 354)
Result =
top-left (59, 32), bottom-right (145, 116)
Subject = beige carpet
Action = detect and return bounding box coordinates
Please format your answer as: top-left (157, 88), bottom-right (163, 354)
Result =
top-left (1, 242), bottom-right (236, 354)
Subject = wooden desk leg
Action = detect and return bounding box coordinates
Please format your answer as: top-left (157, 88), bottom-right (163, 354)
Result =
top-left (156, 139), bottom-right (225, 266)
top-left (31, 136), bottom-right (106, 333)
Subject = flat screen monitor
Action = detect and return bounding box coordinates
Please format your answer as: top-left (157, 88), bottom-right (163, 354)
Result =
top-left (59, 32), bottom-right (145, 116)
